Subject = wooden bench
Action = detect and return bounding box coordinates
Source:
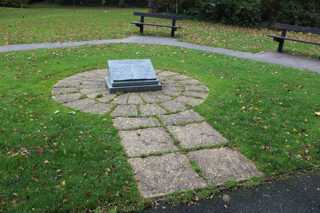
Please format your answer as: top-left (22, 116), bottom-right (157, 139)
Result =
top-left (268, 23), bottom-right (320, 53)
top-left (131, 12), bottom-right (182, 37)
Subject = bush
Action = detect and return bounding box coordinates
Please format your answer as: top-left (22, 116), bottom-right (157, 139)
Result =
top-left (277, 0), bottom-right (320, 27)
top-left (0, 0), bottom-right (31, 7)
top-left (48, 0), bottom-right (147, 7)
top-left (196, 0), bottom-right (262, 26)
top-left (148, 0), bottom-right (192, 13)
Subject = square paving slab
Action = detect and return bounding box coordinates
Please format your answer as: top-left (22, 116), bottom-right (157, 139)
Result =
top-left (129, 153), bottom-right (207, 198)
top-left (168, 122), bottom-right (228, 149)
top-left (139, 104), bottom-right (167, 116)
top-left (111, 105), bottom-right (138, 117)
top-left (160, 100), bottom-right (187, 113)
top-left (188, 148), bottom-right (263, 185)
top-left (159, 110), bottom-right (204, 126)
top-left (113, 117), bottom-right (160, 130)
top-left (119, 128), bottom-right (178, 157)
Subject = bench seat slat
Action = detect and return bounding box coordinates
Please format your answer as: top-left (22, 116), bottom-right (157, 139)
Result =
top-left (133, 12), bottom-right (183, 20)
top-left (131, 22), bottom-right (181, 29)
top-left (268, 35), bottom-right (320, 46)
top-left (274, 23), bottom-right (320, 35)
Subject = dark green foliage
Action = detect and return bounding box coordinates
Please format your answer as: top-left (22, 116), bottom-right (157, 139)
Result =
top-left (152, 0), bottom-right (320, 27)
top-left (276, 0), bottom-right (320, 27)
top-left (48, 0), bottom-right (147, 7)
top-left (196, 0), bottom-right (263, 26)
top-left (195, 0), bottom-right (320, 27)
top-left (0, 0), bottom-right (31, 7)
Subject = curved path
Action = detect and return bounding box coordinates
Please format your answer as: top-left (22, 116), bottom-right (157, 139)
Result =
top-left (1, 36), bottom-right (319, 74)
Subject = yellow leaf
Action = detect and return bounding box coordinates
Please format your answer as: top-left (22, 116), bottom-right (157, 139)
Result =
top-left (315, 112), bottom-right (320, 116)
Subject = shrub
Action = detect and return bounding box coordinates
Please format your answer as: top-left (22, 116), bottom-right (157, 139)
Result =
top-left (277, 0), bottom-right (320, 27)
top-left (188, 0), bottom-right (263, 26)
top-left (148, 0), bottom-right (192, 13)
top-left (0, 0), bottom-right (31, 7)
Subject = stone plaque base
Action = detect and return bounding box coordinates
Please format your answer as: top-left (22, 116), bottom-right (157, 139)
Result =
top-left (106, 59), bottom-right (162, 93)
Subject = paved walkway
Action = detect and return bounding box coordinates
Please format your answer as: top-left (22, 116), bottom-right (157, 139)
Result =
top-left (145, 172), bottom-right (320, 213)
top-left (52, 69), bottom-right (262, 198)
top-left (1, 36), bottom-right (319, 74)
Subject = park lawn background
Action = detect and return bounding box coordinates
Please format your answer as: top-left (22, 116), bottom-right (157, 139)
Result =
top-left (0, 44), bottom-right (319, 212)
top-left (0, 6), bottom-right (320, 58)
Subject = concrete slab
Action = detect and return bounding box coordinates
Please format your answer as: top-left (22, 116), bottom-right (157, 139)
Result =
top-left (140, 104), bottom-right (167, 116)
top-left (119, 128), bottom-right (178, 157)
top-left (111, 105), bottom-right (138, 117)
top-left (113, 117), bottom-right (161, 130)
top-left (160, 100), bottom-right (187, 113)
top-left (188, 148), bottom-right (263, 185)
top-left (159, 110), bottom-right (204, 126)
top-left (129, 153), bottom-right (207, 198)
top-left (168, 122), bottom-right (228, 149)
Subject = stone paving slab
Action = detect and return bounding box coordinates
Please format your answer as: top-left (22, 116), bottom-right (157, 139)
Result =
top-left (96, 95), bottom-right (116, 103)
top-left (53, 80), bottom-right (81, 88)
top-left (81, 103), bottom-right (113, 114)
top-left (159, 110), bottom-right (204, 126)
top-left (119, 128), bottom-right (178, 157)
top-left (139, 104), bottom-right (167, 116)
top-left (188, 148), bottom-right (263, 185)
top-left (184, 84), bottom-right (209, 92)
top-left (183, 91), bottom-right (208, 99)
top-left (168, 122), bottom-right (228, 149)
top-left (175, 96), bottom-right (204, 107)
top-left (128, 93), bottom-right (144, 105)
top-left (64, 98), bottom-right (96, 110)
top-left (52, 87), bottom-right (79, 95)
top-left (113, 117), bottom-right (161, 130)
top-left (111, 105), bottom-right (138, 117)
top-left (112, 94), bottom-right (129, 105)
top-left (54, 93), bottom-right (82, 103)
top-left (160, 100), bottom-right (187, 113)
top-left (129, 153), bottom-right (207, 198)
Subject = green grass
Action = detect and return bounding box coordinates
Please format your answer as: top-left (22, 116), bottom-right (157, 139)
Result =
top-left (0, 6), bottom-right (319, 58)
top-left (0, 7), bottom-right (136, 44)
top-left (0, 44), bottom-right (319, 212)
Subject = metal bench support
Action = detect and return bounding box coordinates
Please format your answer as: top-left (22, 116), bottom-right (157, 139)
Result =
top-left (278, 30), bottom-right (287, 53)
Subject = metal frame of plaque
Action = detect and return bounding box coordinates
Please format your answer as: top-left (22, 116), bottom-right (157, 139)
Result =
top-left (106, 59), bottom-right (162, 93)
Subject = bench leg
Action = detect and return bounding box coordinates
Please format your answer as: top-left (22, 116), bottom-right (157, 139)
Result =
top-left (171, 19), bottom-right (176, 37)
top-left (277, 39), bottom-right (285, 53)
top-left (171, 29), bottom-right (175, 37)
top-left (139, 16), bottom-right (144, 34)
top-left (277, 30), bottom-right (287, 53)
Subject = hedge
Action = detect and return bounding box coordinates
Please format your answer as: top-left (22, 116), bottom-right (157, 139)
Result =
top-left (151, 0), bottom-right (320, 27)
top-left (0, 0), bottom-right (31, 7)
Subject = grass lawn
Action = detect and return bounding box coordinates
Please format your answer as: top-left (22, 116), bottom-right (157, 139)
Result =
top-left (0, 44), bottom-right (319, 212)
top-left (0, 6), bottom-right (320, 58)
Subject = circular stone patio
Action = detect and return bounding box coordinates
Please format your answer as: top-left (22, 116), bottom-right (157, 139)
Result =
top-left (52, 69), bottom-right (209, 116)
top-left (52, 69), bottom-right (262, 199)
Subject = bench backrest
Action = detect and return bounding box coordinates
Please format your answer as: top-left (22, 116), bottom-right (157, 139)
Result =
top-left (274, 23), bottom-right (320, 35)
top-left (134, 12), bottom-right (183, 20)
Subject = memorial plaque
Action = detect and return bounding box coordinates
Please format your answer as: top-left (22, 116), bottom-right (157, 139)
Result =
top-left (106, 59), bottom-right (162, 93)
